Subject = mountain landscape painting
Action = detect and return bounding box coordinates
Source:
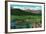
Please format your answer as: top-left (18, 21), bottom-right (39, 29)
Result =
top-left (10, 4), bottom-right (42, 29)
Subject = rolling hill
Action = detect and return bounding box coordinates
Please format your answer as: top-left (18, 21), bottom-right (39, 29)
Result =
top-left (11, 9), bottom-right (41, 16)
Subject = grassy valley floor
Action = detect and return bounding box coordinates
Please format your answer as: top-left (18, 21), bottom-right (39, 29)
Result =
top-left (11, 15), bottom-right (42, 29)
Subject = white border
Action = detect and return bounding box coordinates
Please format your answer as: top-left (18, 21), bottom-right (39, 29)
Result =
top-left (8, 2), bottom-right (44, 32)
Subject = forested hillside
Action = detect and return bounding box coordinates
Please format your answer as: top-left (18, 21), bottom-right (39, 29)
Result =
top-left (11, 9), bottom-right (41, 16)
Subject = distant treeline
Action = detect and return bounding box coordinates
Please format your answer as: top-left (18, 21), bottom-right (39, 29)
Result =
top-left (11, 9), bottom-right (41, 16)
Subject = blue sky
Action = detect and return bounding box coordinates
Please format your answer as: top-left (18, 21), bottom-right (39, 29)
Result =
top-left (11, 4), bottom-right (42, 10)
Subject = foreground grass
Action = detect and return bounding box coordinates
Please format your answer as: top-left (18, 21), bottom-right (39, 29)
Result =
top-left (11, 15), bottom-right (42, 28)
top-left (11, 15), bottom-right (42, 23)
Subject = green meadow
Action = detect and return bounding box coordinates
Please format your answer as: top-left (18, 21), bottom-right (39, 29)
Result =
top-left (11, 9), bottom-right (42, 29)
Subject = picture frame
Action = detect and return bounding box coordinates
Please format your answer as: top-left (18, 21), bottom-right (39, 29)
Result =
top-left (5, 1), bottom-right (45, 33)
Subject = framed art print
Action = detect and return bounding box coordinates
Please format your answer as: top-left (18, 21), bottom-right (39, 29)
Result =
top-left (5, 1), bottom-right (45, 33)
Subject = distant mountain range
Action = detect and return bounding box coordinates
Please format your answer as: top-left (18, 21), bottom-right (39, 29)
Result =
top-left (20, 8), bottom-right (41, 14)
top-left (11, 9), bottom-right (41, 15)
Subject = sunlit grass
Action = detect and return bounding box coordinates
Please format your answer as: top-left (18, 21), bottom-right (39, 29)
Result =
top-left (11, 15), bottom-right (41, 22)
